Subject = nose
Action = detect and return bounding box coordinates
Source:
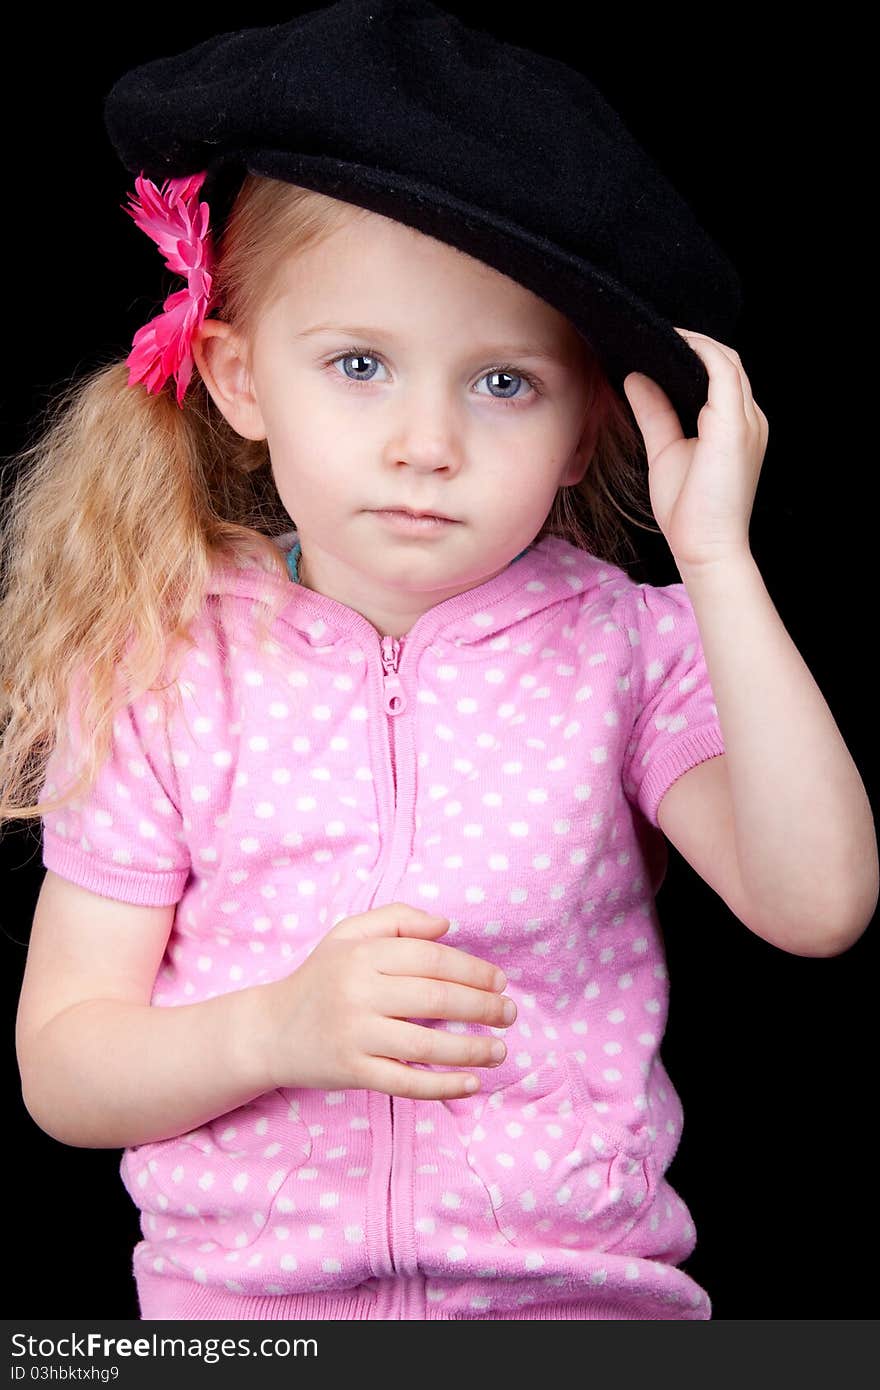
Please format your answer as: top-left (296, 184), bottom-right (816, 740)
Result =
top-left (381, 383), bottom-right (466, 475)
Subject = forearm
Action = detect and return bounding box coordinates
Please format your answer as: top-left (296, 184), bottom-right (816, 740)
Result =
top-left (20, 984), bottom-right (275, 1150)
top-left (679, 551), bottom-right (879, 950)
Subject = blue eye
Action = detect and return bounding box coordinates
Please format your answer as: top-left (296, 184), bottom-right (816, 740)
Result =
top-left (332, 350), bottom-right (385, 384)
top-left (325, 346), bottom-right (542, 404)
top-left (475, 369), bottom-right (532, 401)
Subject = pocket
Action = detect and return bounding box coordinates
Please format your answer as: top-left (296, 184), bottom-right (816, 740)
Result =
top-left (120, 1087), bottom-right (312, 1250)
top-left (463, 1053), bottom-right (656, 1254)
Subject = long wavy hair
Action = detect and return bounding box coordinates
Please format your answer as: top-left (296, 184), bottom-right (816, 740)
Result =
top-left (0, 173), bottom-right (658, 828)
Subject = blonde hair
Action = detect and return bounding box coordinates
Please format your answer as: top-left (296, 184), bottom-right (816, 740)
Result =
top-left (0, 173), bottom-right (658, 828)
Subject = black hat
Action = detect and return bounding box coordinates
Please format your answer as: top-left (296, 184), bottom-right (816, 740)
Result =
top-left (103, 0), bottom-right (743, 438)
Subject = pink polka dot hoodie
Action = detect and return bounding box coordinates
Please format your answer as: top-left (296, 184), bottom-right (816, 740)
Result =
top-left (39, 531), bottom-right (726, 1320)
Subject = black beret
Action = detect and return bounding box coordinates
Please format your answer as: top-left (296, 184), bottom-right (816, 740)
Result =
top-left (103, 0), bottom-right (743, 437)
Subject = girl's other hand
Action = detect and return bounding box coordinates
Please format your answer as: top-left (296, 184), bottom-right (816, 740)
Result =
top-left (623, 330), bottom-right (769, 573)
top-left (252, 903), bottom-right (516, 1100)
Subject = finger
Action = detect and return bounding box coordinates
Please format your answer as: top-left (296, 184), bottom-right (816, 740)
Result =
top-left (358, 1055), bottom-right (485, 1100)
top-left (674, 329), bottom-right (761, 430)
top-left (334, 901), bottom-right (452, 940)
top-left (372, 936), bottom-right (508, 993)
top-left (377, 974), bottom-right (516, 1029)
top-left (368, 1017), bottom-right (508, 1070)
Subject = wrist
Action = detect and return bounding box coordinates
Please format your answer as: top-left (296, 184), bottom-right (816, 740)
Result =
top-left (674, 548), bottom-right (759, 590)
top-left (228, 978), bottom-right (283, 1096)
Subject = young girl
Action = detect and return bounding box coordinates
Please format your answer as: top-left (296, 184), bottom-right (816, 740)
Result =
top-left (3, 0), bottom-right (876, 1322)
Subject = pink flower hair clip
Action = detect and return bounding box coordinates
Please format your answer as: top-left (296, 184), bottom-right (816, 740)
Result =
top-left (122, 171), bottom-right (216, 408)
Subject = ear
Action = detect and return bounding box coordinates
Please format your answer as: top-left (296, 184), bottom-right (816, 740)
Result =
top-left (559, 412), bottom-right (600, 487)
top-left (191, 321), bottom-right (268, 441)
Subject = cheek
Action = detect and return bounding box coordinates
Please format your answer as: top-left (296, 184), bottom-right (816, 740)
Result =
top-left (262, 388), bottom-right (339, 452)
top-left (264, 412), bottom-right (333, 480)
top-left (269, 446), bottom-right (349, 521)
top-left (487, 453), bottom-right (565, 508)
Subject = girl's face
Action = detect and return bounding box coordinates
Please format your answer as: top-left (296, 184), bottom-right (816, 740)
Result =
top-left (195, 208), bottom-right (597, 638)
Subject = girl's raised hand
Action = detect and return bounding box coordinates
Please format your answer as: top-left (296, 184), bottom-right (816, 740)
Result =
top-left (252, 902), bottom-right (517, 1100)
top-left (622, 330), bottom-right (770, 573)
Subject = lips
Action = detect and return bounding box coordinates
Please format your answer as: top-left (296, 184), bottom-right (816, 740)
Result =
top-left (375, 507), bottom-right (457, 521)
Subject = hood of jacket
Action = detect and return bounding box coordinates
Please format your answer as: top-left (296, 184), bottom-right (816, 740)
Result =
top-left (204, 528), bottom-right (612, 653)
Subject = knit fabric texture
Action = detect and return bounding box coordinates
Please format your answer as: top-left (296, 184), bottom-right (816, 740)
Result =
top-left (39, 532), bottom-right (725, 1319)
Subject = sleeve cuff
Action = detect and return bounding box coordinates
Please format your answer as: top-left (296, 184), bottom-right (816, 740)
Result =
top-left (42, 834), bottom-right (190, 907)
top-left (636, 724), bottom-right (727, 829)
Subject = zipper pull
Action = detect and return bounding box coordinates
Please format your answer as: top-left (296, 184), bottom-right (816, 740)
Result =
top-left (380, 635), bottom-right (407, 715)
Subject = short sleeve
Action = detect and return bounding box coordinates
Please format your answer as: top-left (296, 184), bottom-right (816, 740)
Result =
top-left (39, 679), bottom-right (191, 906)
top-left (621, 580), bottom-right (726, 828)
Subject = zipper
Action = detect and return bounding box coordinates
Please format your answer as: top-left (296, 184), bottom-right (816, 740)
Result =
top-left (380, 635), bottom-right (407, 793)
top-left (378, 633), bottom-right (407, 1275)
top-left (388, 1094), bottom-right (396, 1273)
top-left (380, 635), bottom-right (407, 714)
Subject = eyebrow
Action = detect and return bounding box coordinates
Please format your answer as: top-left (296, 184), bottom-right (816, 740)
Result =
top-left (293, 322), bottom-right (563, 362)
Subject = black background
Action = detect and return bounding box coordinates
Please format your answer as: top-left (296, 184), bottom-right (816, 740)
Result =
top-left (1, 5), bottom-right (876, 1322)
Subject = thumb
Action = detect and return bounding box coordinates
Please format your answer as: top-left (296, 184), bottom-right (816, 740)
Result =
top-left (623, 371), bottom-right (681, 462)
